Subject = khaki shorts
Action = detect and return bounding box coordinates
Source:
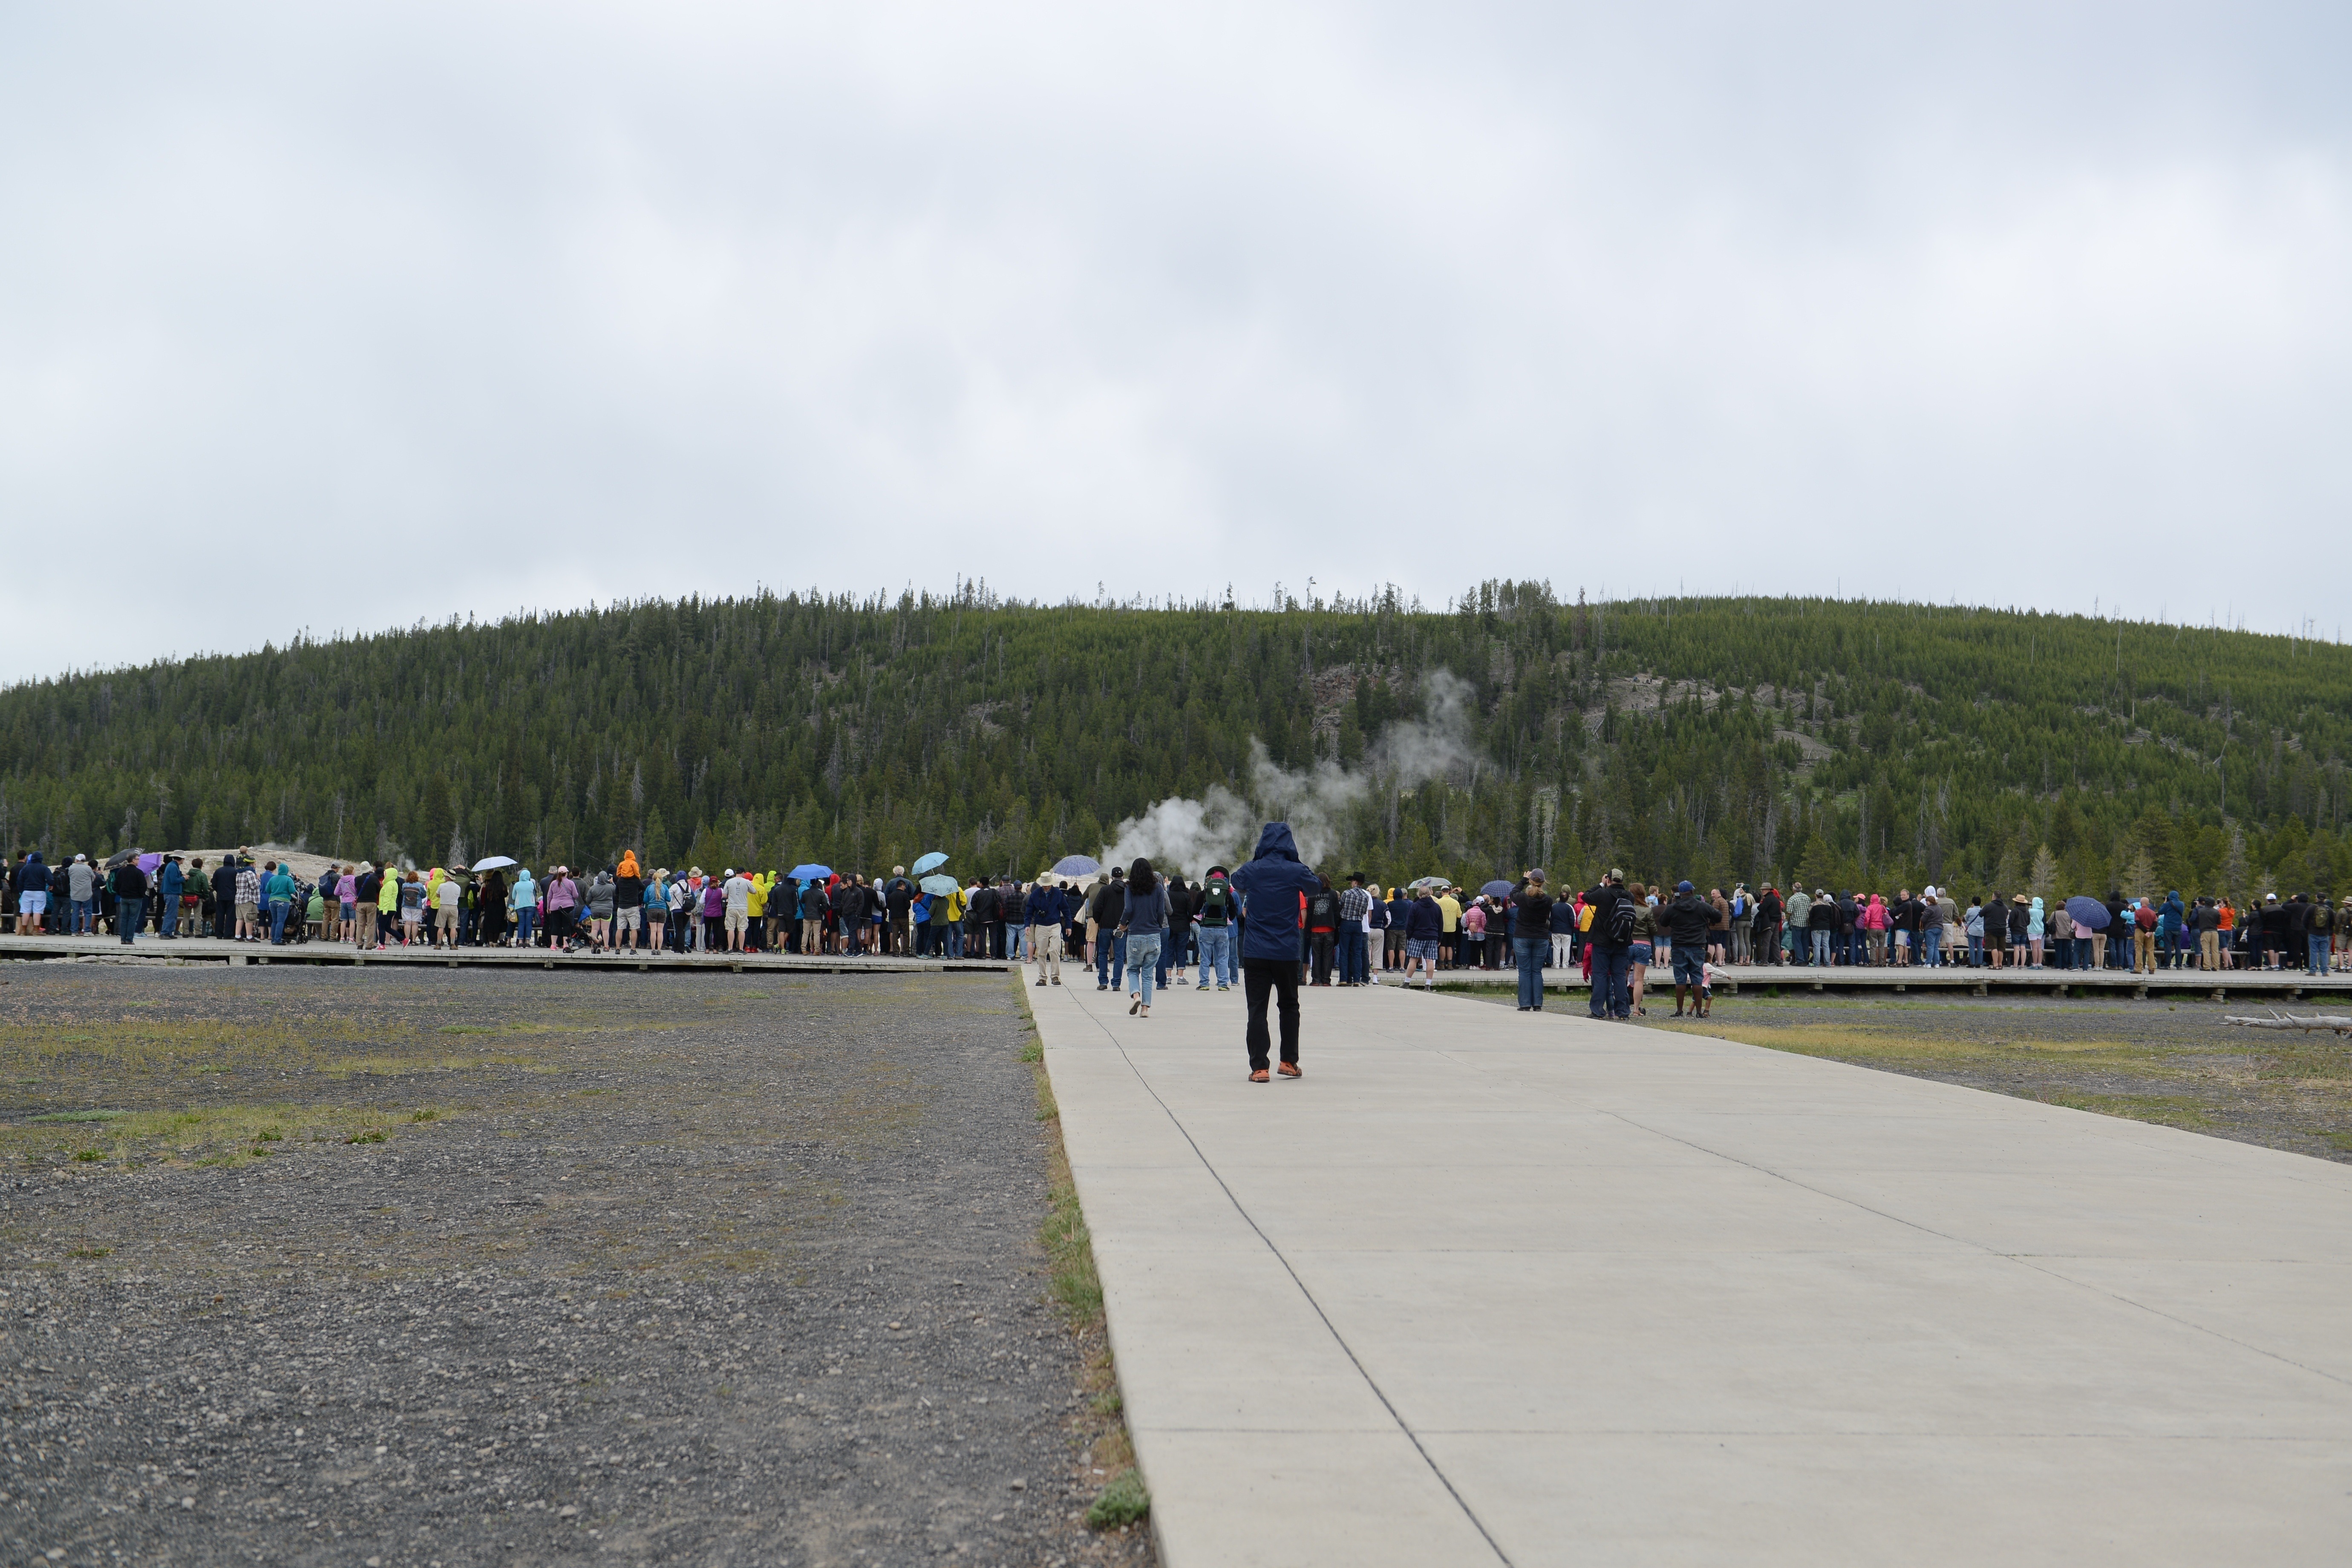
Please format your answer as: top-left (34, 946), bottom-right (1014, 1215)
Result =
top-left (726, 909), bottom-right (749, 934)
top-left (236, 902), bottom-right (259, 922)
top-left (616, 908), bottom-right (641, 931)
top-left (438, 905), bottom-right (458, 930)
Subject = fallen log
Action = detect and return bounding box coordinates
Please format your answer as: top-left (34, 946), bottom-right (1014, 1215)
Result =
top-left (2222, 1011), bottom-right (2352, 1034)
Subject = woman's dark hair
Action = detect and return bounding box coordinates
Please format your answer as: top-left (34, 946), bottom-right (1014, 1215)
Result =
top-left (1128, 858), bottom-right (1157, 895)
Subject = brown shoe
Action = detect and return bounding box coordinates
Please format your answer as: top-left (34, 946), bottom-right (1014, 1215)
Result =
top-left (1248, 1069), bottom-right (1271, 1083)
top-left (1276, 1061), bottom-right (1302, 1078)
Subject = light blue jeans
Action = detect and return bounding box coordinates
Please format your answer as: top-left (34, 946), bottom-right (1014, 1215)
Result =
top-left (1195, 925), bottom-right (1234, 986)
top-left (1125, 934), bottom-right (1163, 1005)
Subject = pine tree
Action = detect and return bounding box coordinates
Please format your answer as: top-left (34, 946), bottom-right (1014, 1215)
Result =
top-left (2116, 847), bottom-right (2158, 902)
top-left (2027, 844), bottom-right (2059, 900)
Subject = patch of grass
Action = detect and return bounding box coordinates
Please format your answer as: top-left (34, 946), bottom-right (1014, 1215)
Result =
top-left (28, 1109), bottom-right (126, 1124)
top-left (1019, 1037), bottom-right (1043, 1063)
top-left (65, 1246), bottom-right (112, 1259)
top-left (1085, 1467), bottom-right (1150, 1530)
top-left (1, 1101), bottom-right (414, 1167)
top-left (72, 1148), bottom-right (104, 1162)
top-left (2037, 1092), bottom-right (2215, 1130)
top-left (1037, 1122), bottom-right (1098, 1325)
top-left (346, 1128), bottom-right (389, 1144)
top-left (409, 1108), bottom-right (439, 1122)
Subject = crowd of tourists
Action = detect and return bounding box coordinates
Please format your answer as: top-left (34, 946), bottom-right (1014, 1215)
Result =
top-left (8, 845), bottom-right (2347, 999)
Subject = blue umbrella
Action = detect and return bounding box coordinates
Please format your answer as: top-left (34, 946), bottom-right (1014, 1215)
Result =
top-left (2064, 895), bottom-right (2110, 930)
top-left (911, 851), bottom-right (949, 875)
top-left (1480, 879), bottom-right (1514, 899)
top-left (788, 863), bottom-right (832, 881)
top-left (920, 874), bottom-right (959, 895)
top-left (1052, 855), bottom-right (1101, 877)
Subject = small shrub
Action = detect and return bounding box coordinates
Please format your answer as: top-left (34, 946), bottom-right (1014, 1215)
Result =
top-left (1085, 1468), bottom-right (1149, 1530)
top-left (72, 1148), bottom-right (104, 1162)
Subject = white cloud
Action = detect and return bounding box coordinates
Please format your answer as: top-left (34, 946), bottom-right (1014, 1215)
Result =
top-left (3, 0), bottom-right (2348, 677)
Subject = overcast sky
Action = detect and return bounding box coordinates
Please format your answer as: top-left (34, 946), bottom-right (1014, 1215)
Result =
top-left (4, 2), bottom-right (2347, 683)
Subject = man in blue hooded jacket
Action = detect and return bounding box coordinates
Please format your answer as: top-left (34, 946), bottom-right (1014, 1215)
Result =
top-left (1229, 823), bottom-right (1321, 1081)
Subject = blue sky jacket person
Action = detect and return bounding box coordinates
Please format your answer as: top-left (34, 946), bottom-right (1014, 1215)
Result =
top-left (1228, 822), bottom-right (1320, 1080)
top-left (1229, 823), bottom-right (1319, 961)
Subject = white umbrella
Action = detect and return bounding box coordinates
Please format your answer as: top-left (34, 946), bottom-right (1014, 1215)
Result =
top-left (471, 855), bottom-right (519, 871)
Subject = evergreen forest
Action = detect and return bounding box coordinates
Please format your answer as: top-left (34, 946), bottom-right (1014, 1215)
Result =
top-left (4, 582), bottom-right (2350, 903)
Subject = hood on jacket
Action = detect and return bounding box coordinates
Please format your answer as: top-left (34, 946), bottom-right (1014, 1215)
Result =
top-left (1251, 823), bottom-right (1301, 863)
top-left (618, 852), bottom-right (640, 879)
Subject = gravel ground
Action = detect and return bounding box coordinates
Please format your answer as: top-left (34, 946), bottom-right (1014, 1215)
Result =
top-left (1443, 981), bottom-right (2352, 1162)
top-left (0, 967), bottom-right (1154, 1567)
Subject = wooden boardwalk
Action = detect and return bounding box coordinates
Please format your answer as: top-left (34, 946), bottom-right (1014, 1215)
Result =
top-left (0, 931), bottom-right (1013, 977)
top-left (1428, 960), bottom-right (2352, 1002)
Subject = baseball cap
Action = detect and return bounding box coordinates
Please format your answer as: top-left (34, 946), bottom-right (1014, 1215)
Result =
top-left (1676, 880), bottom-right (1694, 893)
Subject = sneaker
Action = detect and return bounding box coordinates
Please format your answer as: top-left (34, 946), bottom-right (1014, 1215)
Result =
top-left (1051, 977), bottom-right (1061, 986)
top-left (1248, 1069), bottom-right (1270, 1083)
top-left (1196, 982), bottom-right (1209, 991)
top-left (1276, 1062), bottom-right (1302, 1078)
top-left (1216, 983), bottom-right (1229, 992)
top-left (1035, 978), bottom-right (1046, 987)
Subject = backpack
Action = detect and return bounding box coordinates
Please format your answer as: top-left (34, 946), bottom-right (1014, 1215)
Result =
top-left (1577, 899), bottom-right (1595, 933)
top-left (1606, 894), bottom-right (1637, 945)
top-left (1199, 881), bottom-right (1230, 925)
top-left (2310, 903), bottom-right (2332, 935)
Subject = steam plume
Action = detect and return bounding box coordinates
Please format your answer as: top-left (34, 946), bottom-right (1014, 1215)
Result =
top-left (1101, 670), bottom-right (1478, 874)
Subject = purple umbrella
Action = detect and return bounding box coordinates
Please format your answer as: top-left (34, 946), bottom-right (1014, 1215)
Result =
top-left (2064, 896), bottom-right (2110, 930)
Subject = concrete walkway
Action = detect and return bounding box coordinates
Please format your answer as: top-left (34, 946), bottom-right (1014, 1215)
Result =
top-left (1029, 977), bottom-right (2352, 1566)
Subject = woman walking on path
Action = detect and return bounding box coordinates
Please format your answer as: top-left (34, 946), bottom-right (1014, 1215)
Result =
top-left (1230, 823), bottom-right (1320, 1081)
top-left (1120, 858), bottom-right (1170, 1016)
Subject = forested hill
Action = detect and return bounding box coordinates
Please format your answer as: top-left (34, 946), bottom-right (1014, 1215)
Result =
top-left (4, 583), bottom-right (2350, 902)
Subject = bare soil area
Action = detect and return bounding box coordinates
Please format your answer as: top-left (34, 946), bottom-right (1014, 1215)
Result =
top-left (0, 967), bottom-right (1152, 1568)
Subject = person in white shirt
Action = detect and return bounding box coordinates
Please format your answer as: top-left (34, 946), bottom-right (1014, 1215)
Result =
top-left (723, 869), bottom-right (756, 952)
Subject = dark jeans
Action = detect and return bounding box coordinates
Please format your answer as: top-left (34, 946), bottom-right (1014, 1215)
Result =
top-left (1588, 944), bottom-right (1632, 1018)
top-left (1340, 927), bottom-right (1368, 983)
top-left (1242, 957), bottom-right (1300, 1071)
top-left (1097, 932), bottom-right (1126, 989)
top-left (1514, 936), bottom-right (1548, 1008)
top-left (1310, 932), bottom-right (1335, 983)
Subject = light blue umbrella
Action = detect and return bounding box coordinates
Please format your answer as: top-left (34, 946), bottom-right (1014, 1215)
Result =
top-left (788, 863), bottom-right (832, 881)
top-left (1053, 855), bottom-right (1101, 877)
top-left (911, 851), bottom-right (950, 875)
top-left (920, 874), bottom-right (959, 895)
